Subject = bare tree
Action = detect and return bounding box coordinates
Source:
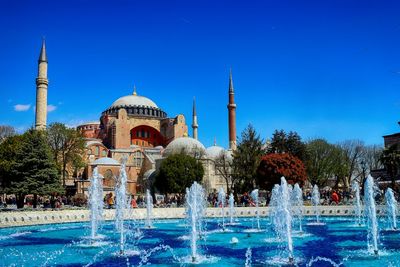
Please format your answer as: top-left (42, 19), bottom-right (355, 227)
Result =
top-left (215, 151), bottom-right (233, 193)
top-left (338, 140), bottom-right (365, 189)
top-left (0, 125), bottom-right (16, 143)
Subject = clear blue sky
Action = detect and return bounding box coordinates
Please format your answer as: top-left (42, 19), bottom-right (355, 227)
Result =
top-left (0, 0), bottom-right (399, 148)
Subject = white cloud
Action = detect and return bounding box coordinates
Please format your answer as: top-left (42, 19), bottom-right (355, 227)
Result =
top-left (47, 104), bottom-right (57, 112)
top-left (14, 104), bottom-right (31, 111)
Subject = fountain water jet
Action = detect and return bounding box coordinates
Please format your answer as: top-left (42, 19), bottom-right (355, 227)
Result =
top-left (218, 187), bottom-right (226, 230)
top-left (311, 185), bottom-right (320, 223)
top-left (364, 175), bottom-right (379, 255)
top-left (186, 182), bottom-right (206, 263)
top-left (145, 189), bottom-right (153, 228)
top-left (89, 167), bottom-right (103, 240)
top-left (291, 183), bottom-right (304, 232)
top-left (115, 161), bottom-right (128, 255)
top-left (352, 182), bottom-right (362, 226)
top-left (270, 177), bottom-right (294, 263)
top-left (250, 189), bottom-right (260, 230)
top-left (228, 193), bottom-right (235, 224)
top-left (385, 188), bottom-right (398, 230)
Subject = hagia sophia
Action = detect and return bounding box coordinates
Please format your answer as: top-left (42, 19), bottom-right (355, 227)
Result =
top-left (34, 40), bottom-right (236, 196)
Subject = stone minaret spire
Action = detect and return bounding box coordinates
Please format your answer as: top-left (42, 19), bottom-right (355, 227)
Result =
top-left (35, 39), bottom-right (48, 130)
top-left (227, 68), bottom-right (237, 150)
top-left (192, 97), bottom-right (198, 140)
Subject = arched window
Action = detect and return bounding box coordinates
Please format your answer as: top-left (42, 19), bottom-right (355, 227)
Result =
top-left (101, 150), bottom-right (107, 157)
top-left (95, 146), bottom-right (99, 155)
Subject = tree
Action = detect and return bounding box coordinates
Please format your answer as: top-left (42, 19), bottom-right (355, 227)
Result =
top-left (214, 150), bottom-right (233, 193)
top-left (232, 124), bottom-right (266, 192)
top-left (10, 129), bottom-right (63, 208)
top-left (380, 144), bottom-right (400, 190)
top-left (305, 139), bottom-right (347, 187)
top-left (338, 140), bottom-right (365, 189)
top-left (257, 153), bottom-right (307, 191)
top-left (47, 123), bottom-right (85, 186)
top-left (154, 154), bottom-right (204, 194)
top-left (0, 134), bottom-right (24, 193)
top-left (0, 125), bottom-right (16, 143)
top-left (267, 130), bottom-right (307, 161)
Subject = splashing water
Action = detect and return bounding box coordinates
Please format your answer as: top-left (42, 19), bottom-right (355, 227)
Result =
top-left (186, 182), bottom-right (207, 262)
top-left (364, 175), bottom-right (379, 255)
top-left (311, 185), bottom-right (320, 223)
top-left (218, 187), bottom-right (226, 229)
top-left (145, 189), bottom-right (153, 228)
top-left (385, 188), bottom-right (398, 230)
top-left (115, 161), bottom-right (128, 254)
top-left (89, 167), bottom-right (103, 240)
top-left (291, 183), bottom-right (304, 232)
top-left (245, 248), bottom-right (252, 267)
top-left (250, 189), bottom-right (260, 230)
top-left (229, 193), bottom-right (235, 224)
top-left (352, 182), bottom-right (362, 226)
top-left (270, 177), bottom-right (294, 263)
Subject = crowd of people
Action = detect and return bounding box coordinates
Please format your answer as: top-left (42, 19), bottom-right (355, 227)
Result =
top-left (0, 186), bottom-right (396, 210)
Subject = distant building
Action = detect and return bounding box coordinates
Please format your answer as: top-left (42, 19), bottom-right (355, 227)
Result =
top-left (370, 122), bottom-right (400, 187)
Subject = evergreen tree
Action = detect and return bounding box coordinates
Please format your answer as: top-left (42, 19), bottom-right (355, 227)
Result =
top-left (11, 129), bottom-right (63, 208)
top-left (154, 154), bottom-right (204, 194)
top-left (232, 124), bottom-right (266, 192)
top-left (268, 129), bottom-right (307, 161)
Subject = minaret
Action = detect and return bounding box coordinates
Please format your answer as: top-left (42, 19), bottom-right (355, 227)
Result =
top-left (35, 39), bottom-right (48, 130)
top-left (192, 97), bottom-right (198, 140)
top-left (227, 69), bottom-right (237, 150)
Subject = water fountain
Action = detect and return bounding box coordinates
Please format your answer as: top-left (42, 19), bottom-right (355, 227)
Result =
top-left (228, 193), bottom-right (235, 225)
top-left (145, 189), bottom-right (153, 228)
top-left (250, 189), bottom-right (260, 230)
top-left (352, 181), bottom-right (362, 226)
top-left (270, 177), bottom-right (294, 264)
top-left (364, 175), bottom-right (379, 255)
top-left (311, 185), bottom-right (320, 223)
top-left (186, 182), bottom-right (206, 263)
top-left (291, 183), bottom-right (304, 232)
top-left (218, 187), bottom-right (226, 230)
top-left (385, 187), bottom-right (398, 230)
top-left (115, 161), bottom-right (128, 255)
top-left (88, 167), bottom-right (104, 240)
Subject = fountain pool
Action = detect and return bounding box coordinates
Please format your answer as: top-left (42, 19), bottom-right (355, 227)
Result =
top-left (1, 216), bottom-right (399, 266)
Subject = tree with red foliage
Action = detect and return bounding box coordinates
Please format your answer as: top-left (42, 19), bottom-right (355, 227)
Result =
top-left (256, 153), bottom-right (307, 191)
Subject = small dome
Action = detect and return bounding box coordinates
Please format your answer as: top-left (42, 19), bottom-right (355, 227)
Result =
top-left (205, 146), bottom-right (225, 159)
top-left (206, 146), bottom-right (233, 161)
top-left (111, 95), bottom-right (158, 108)
top-left (92, 157), bottom-right (120, 166)
top-left (164, 137), bottom-right (206, 157)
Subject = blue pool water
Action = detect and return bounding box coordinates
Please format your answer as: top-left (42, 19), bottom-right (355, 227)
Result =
top-left (0, 217), bottom-right (399, 266)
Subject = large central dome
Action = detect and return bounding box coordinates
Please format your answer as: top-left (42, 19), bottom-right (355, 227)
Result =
top-left (111, 94), bottom-right (158, 108)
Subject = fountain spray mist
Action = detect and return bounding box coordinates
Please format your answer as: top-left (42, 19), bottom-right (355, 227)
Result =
top-left (270, 177), bottom-right (294, 263)
top-left (352, 182), bottom-right (362, 226)
top-left (89, 167), bottom-right (103, 240)
top-left (229, 193), bottom-right (235, 224)
top-left (250, 189), bottom-right (260, 230)
top-left (291, 183), bottom-right (304, 232)
top-left (145, 189), bottom-right (153, 228)
top-left (186, 182), bottom-right (206, 263)
top-left (364, 175), bottom-right (379, 255)
top-left (218, 187), bottom-right (226, 229)
top-left (115, 161), bottom-right (128, 255)
top-left (385, 188), bottom-right (398, 230)
top-left (311, 185), bottom-right (320, 223)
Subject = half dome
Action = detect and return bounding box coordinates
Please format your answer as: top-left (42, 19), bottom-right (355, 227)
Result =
top-left (92, 157), bottom-right (120, 166)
